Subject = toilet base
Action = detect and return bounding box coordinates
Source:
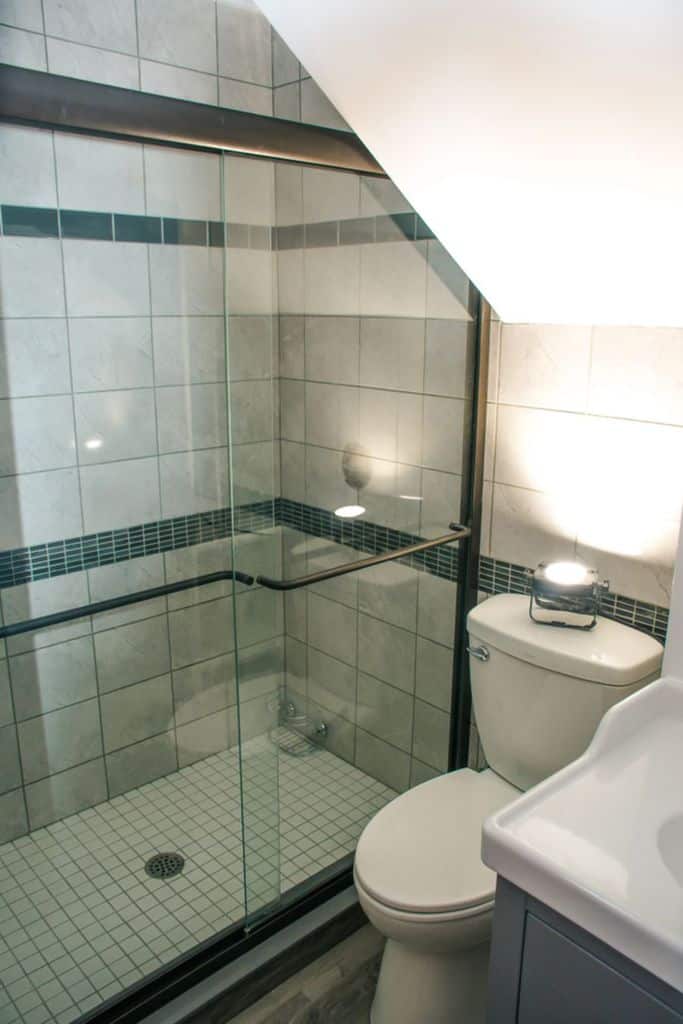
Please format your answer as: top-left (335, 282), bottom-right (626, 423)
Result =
top-left (370, 937), bottom-right (490, 1024)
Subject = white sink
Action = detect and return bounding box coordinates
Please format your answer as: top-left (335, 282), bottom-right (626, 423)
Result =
top-left (482, 674), bottom-right (683, 992)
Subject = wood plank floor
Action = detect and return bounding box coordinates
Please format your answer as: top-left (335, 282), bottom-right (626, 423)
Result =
top-left (225, 925), bottom-right (383, 1023)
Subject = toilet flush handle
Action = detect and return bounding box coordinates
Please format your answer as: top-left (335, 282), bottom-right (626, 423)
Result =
top-left (467, 644), bottom-right (490, 662)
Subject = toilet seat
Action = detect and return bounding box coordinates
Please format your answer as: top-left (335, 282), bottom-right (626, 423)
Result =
top-left (355, 768), bottom-right (519, 918)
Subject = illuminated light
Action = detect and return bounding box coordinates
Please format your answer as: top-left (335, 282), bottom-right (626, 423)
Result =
top-left (399, 494), bottom-right (423, 501)
top-left (543, 561), bottom-right (591, 586)
top-left (334, 505), bottom-right (365, 519)
top-left (85, 437), bottom-right (103, 450)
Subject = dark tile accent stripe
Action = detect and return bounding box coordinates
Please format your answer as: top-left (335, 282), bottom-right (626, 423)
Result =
top-left (226, 222), bottom-right (250, 248)
top-left (416, 216), bottom-right (435, 240)
top-left (0, 501), bottom-right (276, 589)
top-left (305, 220), bottom-right (338, 247)
top-left (2, 205), bottom-right (59, 238)
top-left (114, 214), bottom-right (161, 244)
top-left (339, 216), bottom-right (375, 245)
top-left (275, 224), bottom-right (304, 249)
top-left (0, 495), bottom-right (667, 645)
top-left (163, 218), bottom-right (207, 246)
top-left (60, 209), bottom-right (113, 241)
top-left (208, 220), bottom-right (225, 247)
top-left (375, 212), bottom-right (416, 242)
top-left (0, 204), bottom-right (434, 250)
top-left (478, 553), bottom-right (669, 645)
top-left (277, 497), bottom-right (461, 583)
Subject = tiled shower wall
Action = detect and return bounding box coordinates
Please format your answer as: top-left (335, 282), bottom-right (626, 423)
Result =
top-left (0, 0), bottom-right (274, 114)
top-left (274, 166), bottom-right (476, 792)
top-left (483, 320), bottom-right (683, 613)
top-left (0, 123), bottom-right (284, 843)
top-left (0, 0), bottom-right (349, 130)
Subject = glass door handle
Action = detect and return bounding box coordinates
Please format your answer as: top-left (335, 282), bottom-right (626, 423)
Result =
top-left (0, 570), bottom-right (255, 639)
top-left (255, 524), bottom-right (470, 592)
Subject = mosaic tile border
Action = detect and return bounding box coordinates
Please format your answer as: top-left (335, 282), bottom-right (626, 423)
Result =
top-left (0, 501), bottom-right (276, 589)
top-left (0, 205), bottom-right (271, 249)
top-left (0, 497), bottom-right (668, 643)
top-left (0, 205), bottom-right (435, 249)
top-left (478, 554), bottom-right (670, 645)
top-left (277, 497), bottom-right (460, 581)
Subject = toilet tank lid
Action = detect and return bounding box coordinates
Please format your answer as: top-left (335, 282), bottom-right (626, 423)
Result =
top-left (467, 595), bottom-right (662, 686)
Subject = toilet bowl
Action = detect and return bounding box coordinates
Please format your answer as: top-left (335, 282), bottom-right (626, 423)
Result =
top-left (354, 768), bottom-right (519, 1024)
top-left (355, 594), bottom-right (663, 1024)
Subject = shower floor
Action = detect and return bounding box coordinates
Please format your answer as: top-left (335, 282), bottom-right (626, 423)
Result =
top-left (0, 740), bottom-right (395, 1024)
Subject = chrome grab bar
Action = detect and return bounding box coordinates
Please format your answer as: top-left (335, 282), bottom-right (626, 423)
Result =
top-left (256, 523), bottom-right (471, 592)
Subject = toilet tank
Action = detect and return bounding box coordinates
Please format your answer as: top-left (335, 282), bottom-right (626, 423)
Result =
top-left (467, 594), bottom-right (663, 791)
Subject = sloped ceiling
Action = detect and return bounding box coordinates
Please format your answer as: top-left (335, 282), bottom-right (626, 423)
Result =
top-left (259, 0), bottom-right (683, 325)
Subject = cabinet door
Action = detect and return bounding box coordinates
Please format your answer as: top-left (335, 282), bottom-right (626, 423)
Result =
top-left (518, 916), bottom-right (681, 1024)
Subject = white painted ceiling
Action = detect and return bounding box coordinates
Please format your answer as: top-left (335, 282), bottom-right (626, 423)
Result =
top-left (259, 0), bottom-right (683, 325)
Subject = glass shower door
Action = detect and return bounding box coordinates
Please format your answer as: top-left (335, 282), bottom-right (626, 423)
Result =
top-left (0, 123), bottom-right (270, 1021)
top-left (222, 153), bottom-right (282, 924)
top-left (224, 151), bottom-right (476, 916)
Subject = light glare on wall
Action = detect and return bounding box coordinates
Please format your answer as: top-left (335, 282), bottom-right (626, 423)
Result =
top-left (334, 505), bottom-right (365, 519)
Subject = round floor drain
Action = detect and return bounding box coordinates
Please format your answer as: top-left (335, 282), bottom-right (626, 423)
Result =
top-left (145, 852), bottom-right (185, 880)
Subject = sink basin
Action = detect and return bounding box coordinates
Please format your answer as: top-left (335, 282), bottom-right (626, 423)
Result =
top-left (482, 675), bottom-right (683, 992)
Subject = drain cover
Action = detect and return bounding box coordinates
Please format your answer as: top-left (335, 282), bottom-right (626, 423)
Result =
top-left (145, 852), bottom-right (185, 879)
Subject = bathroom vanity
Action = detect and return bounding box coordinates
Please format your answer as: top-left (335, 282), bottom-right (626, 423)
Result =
top-left (482, 675), bottom-right (683, 1024)
top-left (487, 877), bottom-right (683, 1022)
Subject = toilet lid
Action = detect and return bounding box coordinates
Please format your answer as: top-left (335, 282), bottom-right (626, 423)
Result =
top-left (355, 769), bottom-right (519, 915)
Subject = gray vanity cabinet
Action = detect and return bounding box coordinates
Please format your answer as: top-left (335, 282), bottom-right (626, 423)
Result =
top-left (487, 878), bottom-right (683, 1023)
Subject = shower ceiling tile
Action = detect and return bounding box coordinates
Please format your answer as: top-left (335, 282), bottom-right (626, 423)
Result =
top-left (0, 24), bottom-right (47, 71)
top-left (137, 0), bottom-right (217, 75)
top-left (218, 77), bottom-right (272, 116)
top-left (45, 36), bottom-right (138, 88)
top-left (43, 0), bottom-right (136, 55)
top-left (217, 0), bottom-right (272, 86)
top-left (140, 60), bottom-right (217, 106)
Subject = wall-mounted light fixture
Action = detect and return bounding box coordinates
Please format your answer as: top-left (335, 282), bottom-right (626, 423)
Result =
top-left (530, 560), bottom-right (608, 630)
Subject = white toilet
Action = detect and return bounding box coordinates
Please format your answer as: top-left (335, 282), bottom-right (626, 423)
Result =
top-left (354, 593), bottom-right (662, 1024)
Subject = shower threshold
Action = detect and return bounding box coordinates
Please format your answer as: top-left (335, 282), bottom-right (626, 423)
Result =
top-left (0, 741), bottom-right (395, 1024)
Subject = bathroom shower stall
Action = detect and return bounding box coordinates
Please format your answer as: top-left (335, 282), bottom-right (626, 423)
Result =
top-left (0, 68), bottom-right (482, 1024)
